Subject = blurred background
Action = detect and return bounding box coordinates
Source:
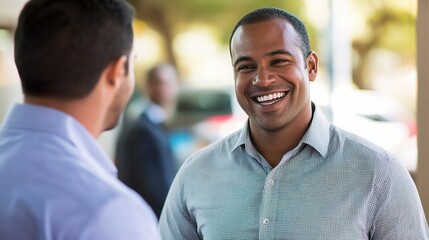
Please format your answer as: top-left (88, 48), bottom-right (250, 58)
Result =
top-left (0, 1), bottom-right (419, 173)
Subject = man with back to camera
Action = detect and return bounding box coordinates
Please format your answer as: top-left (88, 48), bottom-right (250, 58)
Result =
top-left (0, 0), bottom-right (160, 239)
top-left (116, 63), bottom-right (179, 219)
top-left (159, 7), bottom-right (429, 239)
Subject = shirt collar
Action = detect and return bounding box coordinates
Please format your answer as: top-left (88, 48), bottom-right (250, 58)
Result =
top-left (3, 103), bottom-right (117, 176)
top-left (301, 103), bottom-right (330, 158)
top-left (232, 119), bottom-right (249, 152)
top-left (145, 102), bottom-right (167, 125)
top-left (232, 103), bottom-right (330, 158)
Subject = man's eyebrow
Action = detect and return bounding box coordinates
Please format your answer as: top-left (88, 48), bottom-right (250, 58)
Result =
top-left (266, 49), bottom-right (294, 57)
top-left (233, 56), bottom-right (253, 68)
top-left (233, 49), bottom-right (294, 67)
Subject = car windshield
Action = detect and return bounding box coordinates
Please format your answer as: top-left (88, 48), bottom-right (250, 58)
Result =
top-left (176, 90), bottom-right (232, 115)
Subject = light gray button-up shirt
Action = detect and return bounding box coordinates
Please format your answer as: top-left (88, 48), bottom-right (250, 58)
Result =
top-left (160, 104), bottom-right (428, 240)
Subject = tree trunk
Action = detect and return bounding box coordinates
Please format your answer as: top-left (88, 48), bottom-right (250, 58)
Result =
top-left (131, 1), bottom-right (178, 68)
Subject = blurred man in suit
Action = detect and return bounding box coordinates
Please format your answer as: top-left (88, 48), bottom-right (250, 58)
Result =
top-left (116, 63), bottom-right (179, 219)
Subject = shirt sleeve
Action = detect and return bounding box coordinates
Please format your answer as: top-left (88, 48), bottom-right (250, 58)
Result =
top-left (79, 194), bottom-right (161, 240)
top-left (370, 158), bottom-right (429, 239)
top-left (159, 165), bottom-right (200, 240)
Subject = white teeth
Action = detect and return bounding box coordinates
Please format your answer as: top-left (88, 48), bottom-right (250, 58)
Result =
top-left (256, 92), bottom-right (286, 103)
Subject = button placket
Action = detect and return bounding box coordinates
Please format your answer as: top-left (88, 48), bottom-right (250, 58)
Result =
top-left (263, 177), bottom-right (274, 228)
top-left (262, 217), bottom-right (269, 225)
top-left (259, 172), bottom-right (278, 239)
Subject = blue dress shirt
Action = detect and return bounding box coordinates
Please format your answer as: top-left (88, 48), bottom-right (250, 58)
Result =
top-left (159, 104), bottom-right (429, 239)
top-left (0, 104), bottom-right (160, 240)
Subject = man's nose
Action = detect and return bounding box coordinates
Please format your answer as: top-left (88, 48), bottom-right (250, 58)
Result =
top-left (252, 67), bottom-right (276, 87)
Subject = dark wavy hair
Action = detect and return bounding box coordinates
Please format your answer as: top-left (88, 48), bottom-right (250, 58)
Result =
top-left (14, 0), bottom-right (134, 99)
top-left (229, 7), bottom-right (311, 60)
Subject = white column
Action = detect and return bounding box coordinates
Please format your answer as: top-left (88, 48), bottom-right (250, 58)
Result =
top-left (0, 29), bottom-right (22, 122)
top-left (328, 0), bottom-right (353, 90)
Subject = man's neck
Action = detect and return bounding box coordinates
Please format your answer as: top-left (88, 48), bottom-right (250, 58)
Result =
top-left (24, 96), bottom-right (103, 138)
top-left (250, 104), bottom-right (314, 167)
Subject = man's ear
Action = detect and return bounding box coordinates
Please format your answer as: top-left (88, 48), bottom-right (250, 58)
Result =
top-left (105, 55), bottom-right (128, 87)
top-left (306, 51), bottom-right (318, 82)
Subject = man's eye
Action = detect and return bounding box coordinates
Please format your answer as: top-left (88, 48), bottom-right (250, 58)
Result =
top-left (237, 65), bottom-right (255, 72)
top-left (271, 59), bottom-right (288, 65)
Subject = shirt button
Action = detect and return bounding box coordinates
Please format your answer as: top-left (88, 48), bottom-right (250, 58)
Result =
top-left (262, 218), bottom-right (269, 225)
top-left (267, 178), bottom-right (275, 186)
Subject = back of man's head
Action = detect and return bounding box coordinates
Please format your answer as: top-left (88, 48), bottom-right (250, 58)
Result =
top-left (14, 0), bottom-right (134, 100)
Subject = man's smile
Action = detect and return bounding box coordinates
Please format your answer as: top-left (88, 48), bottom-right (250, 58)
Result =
top-left (254, 91), bottom-right (287, 105)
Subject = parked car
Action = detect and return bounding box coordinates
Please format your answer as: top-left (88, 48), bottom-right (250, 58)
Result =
top-left (330, 89), bottom-right (417, 173)
top-left (168, 87), bottom-right (246, 164)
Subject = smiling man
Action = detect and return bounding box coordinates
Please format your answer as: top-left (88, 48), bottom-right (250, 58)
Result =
top-left (159, 7), bottom-right (429, 239)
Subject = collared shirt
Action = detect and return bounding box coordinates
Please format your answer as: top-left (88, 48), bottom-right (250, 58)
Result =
top-left (159, 104), bottom-right (429, 240)
top-left (0, 104), bottom-right (160, 240)
top-left (145, 102), bottom-right (168, 125)
top-left (122, 98), bottom-right (166, 127)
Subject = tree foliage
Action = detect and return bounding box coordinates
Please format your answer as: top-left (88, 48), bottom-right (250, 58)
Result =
top-left (352, 5), bottom-right (416, 89)
top-left (128, 0), bottom-right (306, 64)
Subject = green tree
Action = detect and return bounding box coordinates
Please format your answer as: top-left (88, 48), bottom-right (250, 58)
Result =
top-left (128, 0), bottom-right (306, 65)
top-left (352, 6), bottom-right (415, 89)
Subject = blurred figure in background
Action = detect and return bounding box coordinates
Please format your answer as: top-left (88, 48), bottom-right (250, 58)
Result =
top-left (116, 63), bottom-right (179, 219)
top-left (0, 0), bottom-right (160, 239)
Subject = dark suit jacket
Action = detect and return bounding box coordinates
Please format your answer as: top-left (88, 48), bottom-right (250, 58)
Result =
top-left (115, 110), bottom-right (178, 219)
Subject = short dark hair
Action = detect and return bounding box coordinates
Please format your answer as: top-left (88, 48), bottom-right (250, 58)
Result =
top-left (229, 7), bottom-right (311, 60)
top-left (14, 0), bottom-right (134, 99)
